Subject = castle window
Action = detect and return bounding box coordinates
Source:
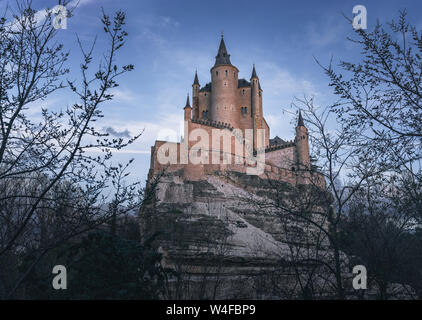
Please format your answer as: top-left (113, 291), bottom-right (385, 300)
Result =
top-left (216, 71), bottom-right (218, 76)
top-left (225, 70), bottom-right (228, 76)
top-left (242, 89), bottom-right (245, 95)
top-left (241, 106), bottom-right (247, 115)
top-left (291, 167), bottom-right (295, 172)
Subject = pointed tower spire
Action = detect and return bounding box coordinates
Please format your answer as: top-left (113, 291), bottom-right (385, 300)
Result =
top-left (184, 94), bottom-right (191, 108)
top-left (297, 111), bottom-right (304, 127)
top-left (214, 35), bottom-right (232, 66)
top-left (193, 70), bottom-right (199, 85)
top-left (251, 64), bottom-right (258, 79)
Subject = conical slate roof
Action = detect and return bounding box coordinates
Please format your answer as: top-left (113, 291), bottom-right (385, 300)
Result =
top-left (214, 36), bottom-right (232, 66)
top-left (184, 94), bottom-right (191, 108)
top-left (298, 111), bottom-right (304, 127)
top-left (251, 64), bottom-right (258, 78)
top-left (193, 71), bottom-right (199, 85)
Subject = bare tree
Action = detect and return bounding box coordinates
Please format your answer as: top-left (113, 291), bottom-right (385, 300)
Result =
top-left (320, 11), bottom-right (422, 222)
top-left (0, 1), bottom-right (143, 298)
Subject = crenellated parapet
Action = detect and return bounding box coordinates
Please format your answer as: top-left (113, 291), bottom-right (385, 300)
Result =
top-left (265, 141), bottom-right (295, 153)
top-left (191, 118), bottom-right (234, 130)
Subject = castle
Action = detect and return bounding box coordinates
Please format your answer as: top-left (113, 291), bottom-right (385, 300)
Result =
top-left (148, 36), bottom-right (318, 186)
top-left (141, 36), bottom-right (329, 299)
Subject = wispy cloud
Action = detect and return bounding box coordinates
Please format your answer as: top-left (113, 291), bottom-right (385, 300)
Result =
top-left (103, 126), bottom-right (131, 138)
top-left (259, 62), bottom-right (318, 98)
top-left (306, 14), bottom-right (348, 48)
top-left (110, 88), bottom-right (141, 105)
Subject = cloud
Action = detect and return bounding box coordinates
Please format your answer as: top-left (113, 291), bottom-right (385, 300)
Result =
top-left (159, 16), bottom-right (180, 28)
top-left (259, 62), bottom-right (318, 98)
top-left (68, 0), bottom-right (97, 7)
top-left (137, 14), bottom-right (180, 29)
top-left (110, 88), bottom-right (141, 104)
top-left (103, 126), bottom-right (131, 138)
top-left (305, 14), bottom-right (348, 48)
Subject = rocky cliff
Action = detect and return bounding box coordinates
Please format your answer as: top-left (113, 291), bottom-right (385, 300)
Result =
top-left (139, 169), bottom-right (344, 299)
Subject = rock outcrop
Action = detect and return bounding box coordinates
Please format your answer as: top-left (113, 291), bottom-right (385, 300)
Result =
top-left (140, 170), bottom-right (340, 299)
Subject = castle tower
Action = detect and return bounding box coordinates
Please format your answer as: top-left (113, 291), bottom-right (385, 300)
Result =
top-left (250, 64), bottom-right (262, 151)
top-left (210, 35), bottom-right (239, 128)
top-left (192, 71), bottom-right (200, 119)
top-left (184, 94), bottom-right (192, 121)
top-left (295, 111), bottom-right (310, 171)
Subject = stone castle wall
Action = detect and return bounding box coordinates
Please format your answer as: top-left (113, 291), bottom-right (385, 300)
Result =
top-left (147, 120), bottom-right (324, 188)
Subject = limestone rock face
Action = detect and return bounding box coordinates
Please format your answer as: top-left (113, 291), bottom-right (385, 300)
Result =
top-left (143, 173), bottom-right (289, 267)
top-left (140, 170), bottom-right (340, 299)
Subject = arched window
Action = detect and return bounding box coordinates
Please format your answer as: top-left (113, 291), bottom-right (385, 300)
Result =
top-left (225, 70), bottom-right (228, 77)
top-left (216, 71), bottom-right (218, 76)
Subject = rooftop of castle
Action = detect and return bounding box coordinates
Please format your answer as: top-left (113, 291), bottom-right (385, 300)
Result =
top-left (214, 35), bottom-right (232, 67)
top-left (194, 37), bottom-right (264, 91)
top-left (269, 136), bottom-right (286, 146)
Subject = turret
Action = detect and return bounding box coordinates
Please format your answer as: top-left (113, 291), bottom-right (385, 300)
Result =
top-left (295, 111), bottom-right (310, 170)
top-left (250, 64), bottom-right (262, 150)
top-left (210, 35), bottom-right (239, 128)
top-left (184, 94), bottom-right (192, 121)
top-left (192, 71), bottom-right (200, 119)
top-left (250, 64), bottom-right (260, 117)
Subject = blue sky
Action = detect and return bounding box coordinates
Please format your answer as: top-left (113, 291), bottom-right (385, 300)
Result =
top-left (2, 0), bottom-right (422, 185)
